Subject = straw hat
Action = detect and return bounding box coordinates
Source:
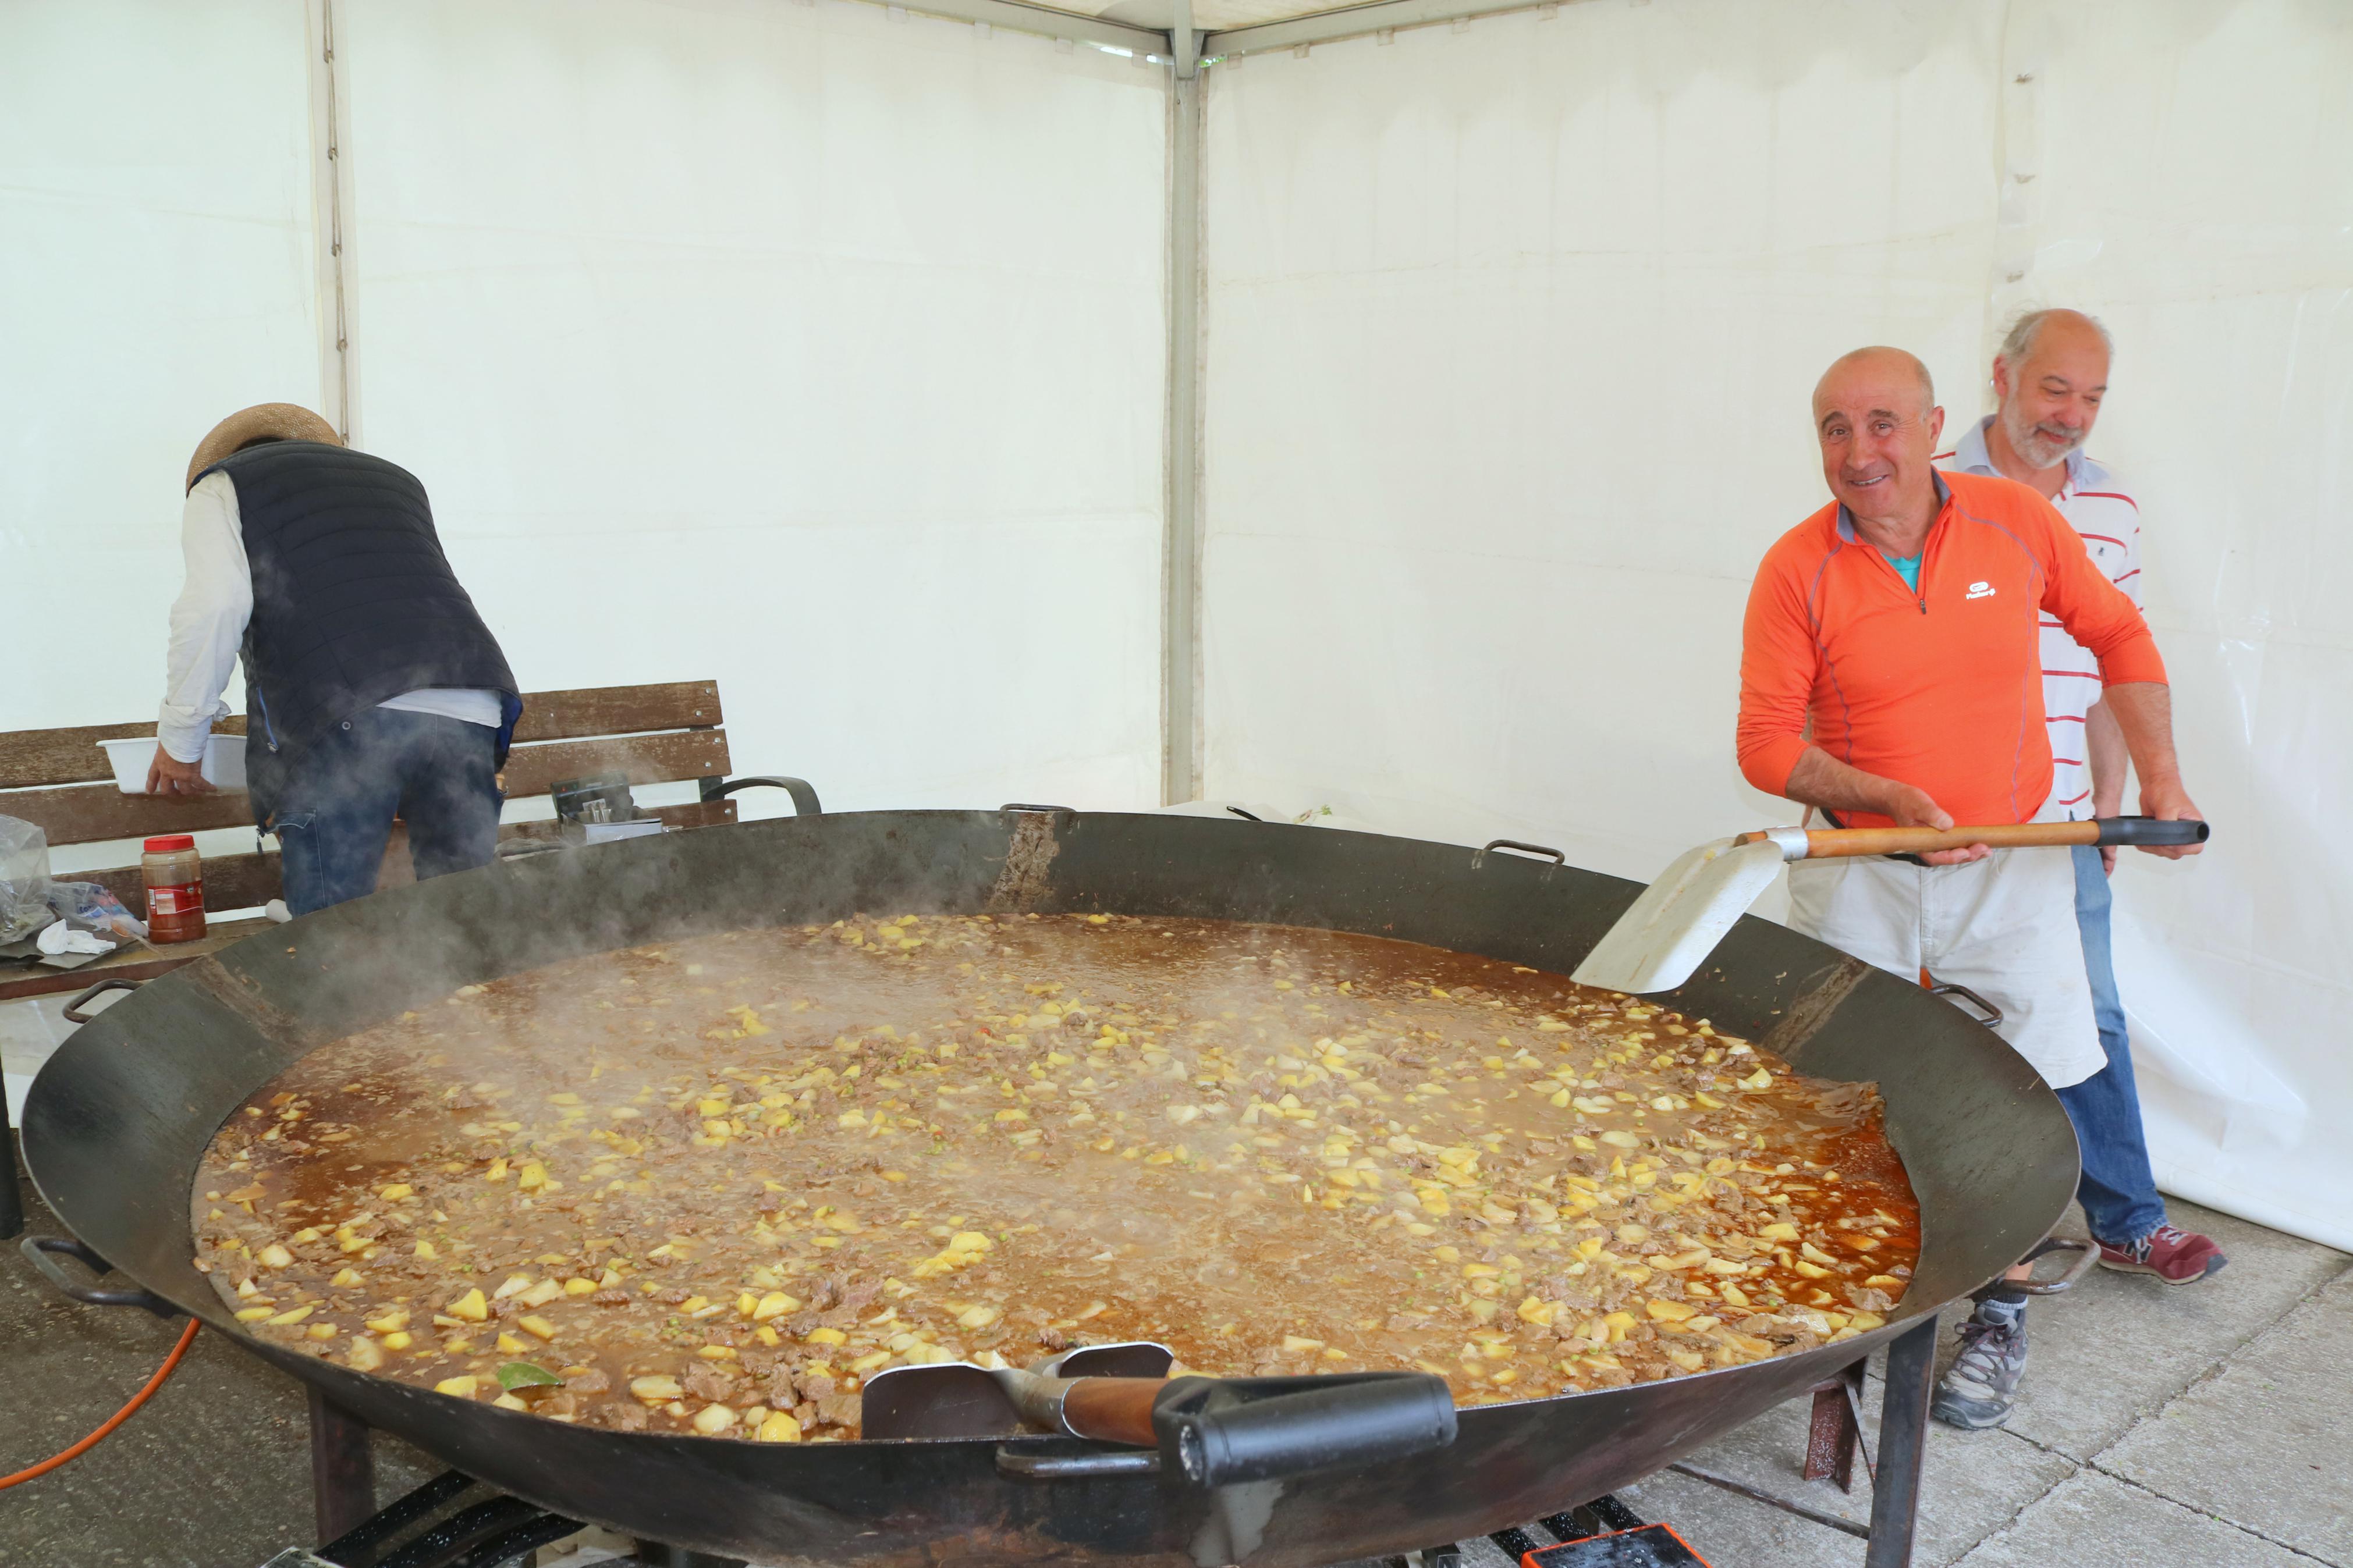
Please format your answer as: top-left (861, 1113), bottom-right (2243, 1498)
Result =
top-left (186, 403), bottom-right (343, 491)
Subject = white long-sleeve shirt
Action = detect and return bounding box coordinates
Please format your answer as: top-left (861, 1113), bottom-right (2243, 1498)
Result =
top-left (158, 471), bottom-right (503, 762)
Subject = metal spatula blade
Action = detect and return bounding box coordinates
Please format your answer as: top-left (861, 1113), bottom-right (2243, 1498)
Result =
top-left (859, 1341), bottom-right (1174, 1439)
top-left (858, 1361), bottom-right (1022, 1438)
top-left (1571, 831), bottom-right (1802, 995)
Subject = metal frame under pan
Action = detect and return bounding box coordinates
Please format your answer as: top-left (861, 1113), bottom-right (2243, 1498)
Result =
top-left (19, 809), bottom-right (2079, 1568)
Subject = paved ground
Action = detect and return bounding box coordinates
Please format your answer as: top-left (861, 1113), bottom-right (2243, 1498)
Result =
top-left (6, 987), bottom-right (2347, 1566)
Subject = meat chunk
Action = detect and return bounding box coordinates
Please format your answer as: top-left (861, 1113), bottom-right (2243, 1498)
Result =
top-left (684, 1367), bottom-right (737, 1403)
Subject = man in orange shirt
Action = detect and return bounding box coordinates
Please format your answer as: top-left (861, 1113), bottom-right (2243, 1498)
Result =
top-left (1737, 346), bottom-right (2203, 1429)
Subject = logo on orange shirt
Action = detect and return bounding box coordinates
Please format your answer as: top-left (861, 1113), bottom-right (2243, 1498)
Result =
top-left (1966, 581), bottom-right (1996, 600)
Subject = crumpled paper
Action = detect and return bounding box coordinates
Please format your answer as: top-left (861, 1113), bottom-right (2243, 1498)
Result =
top-left (36, 919), bottom-right (115, 957)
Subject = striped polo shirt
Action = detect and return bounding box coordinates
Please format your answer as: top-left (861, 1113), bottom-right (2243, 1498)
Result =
top-left (1939, 417), bottom-right (2142, 816)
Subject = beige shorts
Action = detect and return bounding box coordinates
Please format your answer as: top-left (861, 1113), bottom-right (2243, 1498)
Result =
top-left (1784, 799), bottom-right (2103, 1090)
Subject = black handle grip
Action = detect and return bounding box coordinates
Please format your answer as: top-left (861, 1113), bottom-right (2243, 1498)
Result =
top-left (63, 977), bottom-right (143, 1024)
top-left (1152, 1372), bottom-right (1456, 1487)
top-left (1482, 840), bottom-right (1566, 865)
top-left (703, 776), bottom-right (822, 816)
top-left (19, 1235), bottom-right (180, 1317)
top-left (2092, 816), bottom-right (2210, 847)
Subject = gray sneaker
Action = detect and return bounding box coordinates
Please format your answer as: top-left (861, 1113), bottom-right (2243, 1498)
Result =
top-left (1933, 1301), bottom-right (2027, 1430)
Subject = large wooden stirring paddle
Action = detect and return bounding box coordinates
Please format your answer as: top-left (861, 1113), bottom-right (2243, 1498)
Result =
top-left (1571, 816), bottom-right (2209, 995)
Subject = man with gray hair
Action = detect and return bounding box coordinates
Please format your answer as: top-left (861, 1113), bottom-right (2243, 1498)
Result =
top-left (1930, 309), bottom-right (2224, 1419)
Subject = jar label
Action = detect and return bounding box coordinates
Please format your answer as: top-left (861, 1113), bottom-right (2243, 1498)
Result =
top-left (151, 884), bottom-right (204, 916)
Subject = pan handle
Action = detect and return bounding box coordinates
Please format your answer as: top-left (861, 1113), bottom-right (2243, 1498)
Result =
top-left (63, 977), bottom-right (143, 1024)
top-left (19, 1235), bottom-right (181, 1317)
top-left (1481, 840), bottom-right (1566, 865)
top-left (1926, 982), bottom-right (2004, 1029)
top-left (703, 776), bottom-right (822, 816)
top-left (2011, 1236), bottom-right (2098, 1296)
top-left (1152, 1371), bottom-right (1457, 1487)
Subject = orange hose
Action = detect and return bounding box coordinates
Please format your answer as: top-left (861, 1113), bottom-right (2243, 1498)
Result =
top-left (0, 1319), bottom-right (200, 1488)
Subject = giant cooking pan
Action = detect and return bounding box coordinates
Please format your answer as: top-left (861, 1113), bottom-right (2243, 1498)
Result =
top-left (20, 809), bottom-right (2078, 1566)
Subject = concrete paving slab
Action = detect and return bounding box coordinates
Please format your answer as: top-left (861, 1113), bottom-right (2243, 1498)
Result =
top-left (2099, 1265), bottom-right (2353, 1565)
top-left (1953, 1470), bottom-right (2319, 1568)
top-left (1616, 1466), bottom-right (1866, 1567)
top-left (1659, 1378), bottom-right (2079, 1567)
top-left (1, 1167), bottom-right (439, 1567)
top-left (1985, 1198), bottom-right (2349, 1460)
top-left (2, 992), bottom-right (79, 1120)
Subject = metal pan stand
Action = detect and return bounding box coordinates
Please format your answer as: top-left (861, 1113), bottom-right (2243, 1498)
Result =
top-left (274, 1322), bottom-right (1940, 1568)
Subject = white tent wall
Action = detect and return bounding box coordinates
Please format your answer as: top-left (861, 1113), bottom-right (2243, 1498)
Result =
top-left (5, 0), bottom-right (1170, 829)
top-left (1, 0), bottom-right (326, 730)
top-left (1201, 0), bottom-right (2006, 874)
top-left (2001, 2), bottom-right (2353, 1250)
top-left (335, 0), bottom-right (1171, 815)
top-left (1198, 0), bottom-right (2353, 1249)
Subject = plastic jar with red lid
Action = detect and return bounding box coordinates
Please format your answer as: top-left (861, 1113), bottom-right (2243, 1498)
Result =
top-left (142, 833), bottom-right (207, 944)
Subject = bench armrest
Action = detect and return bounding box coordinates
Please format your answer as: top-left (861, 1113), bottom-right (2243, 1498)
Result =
top-left (701, 776), bottom-right (822, 816)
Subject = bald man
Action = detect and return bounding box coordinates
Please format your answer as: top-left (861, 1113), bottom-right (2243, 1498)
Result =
top-left (1937, 310), bottom-right (2226, 1290)
top-left (1736, 347), bottom-right (2203, 1430)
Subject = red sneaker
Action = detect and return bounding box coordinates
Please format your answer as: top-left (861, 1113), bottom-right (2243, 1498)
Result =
top-left (2098, 1225), bottom-right (2226, 1285)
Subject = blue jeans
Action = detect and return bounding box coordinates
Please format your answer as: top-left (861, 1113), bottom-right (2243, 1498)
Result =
top-left (2052, 843), bottom-right (2168, 1246)
top-left (271, 709), bottom-right (502, 917)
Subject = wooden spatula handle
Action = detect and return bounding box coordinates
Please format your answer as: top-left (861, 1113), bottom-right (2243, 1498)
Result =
top-left (1060, 1377), bottom-right (1164, 1446)
top-left (1737, 822), bottom-right (2099, 858)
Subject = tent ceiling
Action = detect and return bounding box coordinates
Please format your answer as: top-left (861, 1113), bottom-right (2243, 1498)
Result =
top-left (1090, 0), bottom-right (1364, 30)
top-left (917, 0), bottom-right (1518, 57)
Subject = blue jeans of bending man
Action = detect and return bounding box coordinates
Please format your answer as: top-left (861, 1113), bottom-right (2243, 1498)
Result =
top-left (271, 709), bottom-right (502, 917)
top-left (2051, 842), bottom-right (2169, 1246)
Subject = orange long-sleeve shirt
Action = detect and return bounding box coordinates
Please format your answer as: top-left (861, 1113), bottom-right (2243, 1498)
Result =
top-left (1737, 470), bottom-right (2166, 828)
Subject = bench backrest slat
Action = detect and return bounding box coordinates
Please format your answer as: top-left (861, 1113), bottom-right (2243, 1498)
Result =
top-left (1, 682), bottom-right (734, 851)
top-left (6, 784), bottom-right (254, 847)
top-left (513, 681), bottom-right (722, 744)
top-left (0, 717), bottom-right (251, 791)
top-left (504, 730), bottom-right (732, 799)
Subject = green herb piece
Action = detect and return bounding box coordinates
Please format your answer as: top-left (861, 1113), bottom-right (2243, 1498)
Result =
top-left (496, 1361), bottom-right (562, 1391)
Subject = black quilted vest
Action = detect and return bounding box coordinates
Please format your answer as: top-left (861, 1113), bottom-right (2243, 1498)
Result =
top-left (196, 440), bottom-right (517, 791)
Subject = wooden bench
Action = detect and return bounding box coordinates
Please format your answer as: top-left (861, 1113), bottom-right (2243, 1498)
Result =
top-left (0, 680), bottom-right (817, 1003)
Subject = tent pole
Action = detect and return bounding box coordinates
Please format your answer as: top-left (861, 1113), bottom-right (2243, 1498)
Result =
top-left (306, 0), bottom-right (357, 443)
top-left (1162, 13), bottom-right (1204, 806)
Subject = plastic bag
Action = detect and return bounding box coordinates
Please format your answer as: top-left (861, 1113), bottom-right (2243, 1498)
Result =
top-left (0, 814), bottom-right (52, 944)
top-left (50, 881), bottom-right (147, 944)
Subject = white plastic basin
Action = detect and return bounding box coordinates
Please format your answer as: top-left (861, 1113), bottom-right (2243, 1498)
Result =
top-left (95, 734), bottom-right (248, 794)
